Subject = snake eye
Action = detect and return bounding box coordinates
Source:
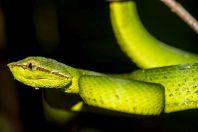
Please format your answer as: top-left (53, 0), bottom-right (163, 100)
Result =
top-left (28, 62), bottom-right (33, 70)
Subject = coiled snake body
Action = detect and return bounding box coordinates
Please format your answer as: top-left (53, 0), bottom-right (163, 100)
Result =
top-left (7, 1), bottom-right (198, 116)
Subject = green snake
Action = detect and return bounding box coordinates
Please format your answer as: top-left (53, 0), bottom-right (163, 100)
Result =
top-left (7, 0), bottom-right (198, 117)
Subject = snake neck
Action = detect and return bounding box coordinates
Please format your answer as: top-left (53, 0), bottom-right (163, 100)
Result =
top-left (62, 66), bottom-right (81, 94)
top-left (64, 68), bottom-right (105, 94)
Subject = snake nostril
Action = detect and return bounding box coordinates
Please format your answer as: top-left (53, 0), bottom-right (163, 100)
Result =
top-left (28, 62), bottom-right (33, 70)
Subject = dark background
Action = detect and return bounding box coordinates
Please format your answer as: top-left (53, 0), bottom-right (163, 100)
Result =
top-left (0, 0), bottom-right (198, 131)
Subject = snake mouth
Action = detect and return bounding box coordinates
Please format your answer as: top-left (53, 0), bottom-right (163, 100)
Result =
top-left (26, 77), bottom-right (48, 80)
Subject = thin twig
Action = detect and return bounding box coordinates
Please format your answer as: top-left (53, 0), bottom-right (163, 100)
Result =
top-left (161, 0), bottom-right (198, 34)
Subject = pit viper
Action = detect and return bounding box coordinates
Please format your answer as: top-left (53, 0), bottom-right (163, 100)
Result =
top-left (7, 0), bottom-right (198, 117)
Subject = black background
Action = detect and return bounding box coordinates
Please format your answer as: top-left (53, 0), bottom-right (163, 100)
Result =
top-left (1, 0), bottom-right (198, 131)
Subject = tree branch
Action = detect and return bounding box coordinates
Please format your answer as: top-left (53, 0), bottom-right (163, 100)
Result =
top-left (161, 0), bottom-right (198, 34)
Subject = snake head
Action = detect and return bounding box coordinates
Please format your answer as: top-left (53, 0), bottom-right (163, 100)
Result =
top-left (7, 56), bottom-right (72, 89)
